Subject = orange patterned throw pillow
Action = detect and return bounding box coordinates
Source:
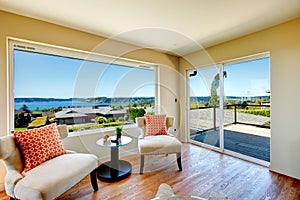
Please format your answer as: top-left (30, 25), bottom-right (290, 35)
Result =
top-left (145, 114), bottom-right (168, 136)
top-left (12, 123), bottom-right (67, 172)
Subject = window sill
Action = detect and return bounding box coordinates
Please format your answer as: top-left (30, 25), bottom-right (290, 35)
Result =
top-left (67, 123), bottom-right (138, 138)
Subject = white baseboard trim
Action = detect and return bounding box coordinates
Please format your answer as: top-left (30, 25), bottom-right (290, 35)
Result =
top-left (269, 167), bottom-right (300, 180)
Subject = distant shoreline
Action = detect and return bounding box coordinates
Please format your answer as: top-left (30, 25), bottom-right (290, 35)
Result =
top-left (14, 97), bottom-right (155, 102)
top-left (14, 97), bottom-right (155, 110)
top-left (14, 95), bottom-right (269, 111)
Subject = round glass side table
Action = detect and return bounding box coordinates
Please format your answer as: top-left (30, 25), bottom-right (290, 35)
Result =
top-left (96, 135), bottom-right (132, 182)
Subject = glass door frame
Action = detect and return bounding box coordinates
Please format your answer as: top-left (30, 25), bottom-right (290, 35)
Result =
top-left (187, 52), bottom-right (270, 167)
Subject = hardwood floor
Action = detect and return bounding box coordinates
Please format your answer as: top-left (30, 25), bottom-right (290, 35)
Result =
top-left (0, 144), bottom-right (299, 200)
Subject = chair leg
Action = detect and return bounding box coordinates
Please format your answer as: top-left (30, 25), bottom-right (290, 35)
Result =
top-left (176, 152), bottom-right (182, 171)
top-left (140, 155), bottom-right (145, 174)
top-left (90, 169), bottom-right (98, 191)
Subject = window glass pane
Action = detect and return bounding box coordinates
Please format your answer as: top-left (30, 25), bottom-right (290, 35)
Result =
top-left (223, 57), bottom-right (270, 162)
top-left (189, 65), bottom-right (221, 148)
top-left (13, 49), bottom-right (155, 131)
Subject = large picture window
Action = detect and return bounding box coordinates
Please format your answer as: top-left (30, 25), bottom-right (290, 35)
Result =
top-left (9, 39), bottom-right (156, 133)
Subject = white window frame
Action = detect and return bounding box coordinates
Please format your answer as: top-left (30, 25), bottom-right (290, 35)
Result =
top-left (7, 37), bottom-right (158, 133)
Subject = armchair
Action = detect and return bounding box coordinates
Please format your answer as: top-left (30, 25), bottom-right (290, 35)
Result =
top-left (0, 125), bottom-right (98, 200)
top-left (136, 115), bottom-right (182, 174)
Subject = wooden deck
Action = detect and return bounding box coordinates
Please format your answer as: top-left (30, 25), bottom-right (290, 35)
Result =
top-left (191, 124), bottom-right (270, 162)
top-left (0, 144), bottom-right (299, 200)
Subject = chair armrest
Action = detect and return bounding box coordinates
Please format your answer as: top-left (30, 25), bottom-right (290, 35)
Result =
top-left (167, 133), bottom-right (174, 137)
top-left (138, 135), bottom-right (144, 140)
top-left (136, 117), bottom-right (146, 139)
top-left (57, 124), bottom-right (69, 139)
top-left (66, 150), bottom-right (77, 154)
top-left (4, 169), bottom-right (23, 197)
top-left (166, 117), bottom-right (174, 130)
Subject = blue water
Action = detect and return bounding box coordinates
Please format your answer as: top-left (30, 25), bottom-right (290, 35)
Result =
top-left (15, 101), bottom-right (111, 111)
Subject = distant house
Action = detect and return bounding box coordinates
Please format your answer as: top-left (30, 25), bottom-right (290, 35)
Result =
top-left (31, 111), bottom-right (43, 118)
top-left (55, 110), bottom-right (90, 125)
top-left (55, 106), bottom-right (127, 125)
top-left (98, 107), bottom-right (127, 119)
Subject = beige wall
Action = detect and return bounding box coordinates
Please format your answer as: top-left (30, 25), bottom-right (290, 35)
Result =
top-left (180, 18), bottom-right (300, 179)
top-left (0, 11), bottom-right (179, 191)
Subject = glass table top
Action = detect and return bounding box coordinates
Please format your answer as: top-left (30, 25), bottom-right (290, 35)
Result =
top-left (96, 135), bottom-right (132, 148)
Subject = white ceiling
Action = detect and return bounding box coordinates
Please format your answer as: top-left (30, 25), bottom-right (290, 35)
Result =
top-left (1, 0), bottom-right (300, 56)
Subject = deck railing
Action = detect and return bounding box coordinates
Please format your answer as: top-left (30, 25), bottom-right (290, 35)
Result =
top-left (230, 104), bottom-right (270, 127)
top-left (190, 104), bottom-right (270, 133)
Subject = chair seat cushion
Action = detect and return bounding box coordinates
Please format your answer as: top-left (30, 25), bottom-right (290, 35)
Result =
top-left (138, 135), bottom-right (181, 155)
top-left (14, 153), bottom-right (97, 200)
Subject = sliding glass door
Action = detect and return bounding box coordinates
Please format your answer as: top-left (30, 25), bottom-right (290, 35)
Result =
top-left (189, 65), bottom-right (222, 149)
top-left (189, 55), bottom-right (270, 164)
top-left (223, 58), bottom-right (270, 162)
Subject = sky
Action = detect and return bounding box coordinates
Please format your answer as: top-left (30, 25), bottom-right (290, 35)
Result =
top-left (14, 50), bottom-right (270, 99)
top-left (189, 57), bottom-right (270, 97)
top-left (14, 50), bottom-right (155, 98)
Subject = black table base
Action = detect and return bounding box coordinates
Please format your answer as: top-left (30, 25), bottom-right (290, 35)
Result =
top-left (97, 160), bottom-right (132, 182)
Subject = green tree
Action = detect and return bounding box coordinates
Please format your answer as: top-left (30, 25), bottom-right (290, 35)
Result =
top-left (118, 117), bottom-right (125, 122)
top-left (124, 115), bottom-right (129, 121)
top-left (95, 116), bottom-right (107, 124)
top-left (15, 112), bottom-right (31, 128)
top-left (107, 117), bottom-right (116, 123)
top-left (209, 71), bottom-right (227, 106)
top-left (241, 101), bottom-right (248, 109)
top-left (50, 107), bottom-right (63, 113)
top-left (21, 104), bottom-right (30, 113)
top-left (255, 98), bottom-right (264, 105)
top-left (128, 108), bottom-right (146, 121)
top-left (14, 114), bottom-right (21, 128)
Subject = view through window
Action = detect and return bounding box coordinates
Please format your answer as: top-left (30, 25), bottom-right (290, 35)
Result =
top-left (12, 44), bottom-right (155, 132)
